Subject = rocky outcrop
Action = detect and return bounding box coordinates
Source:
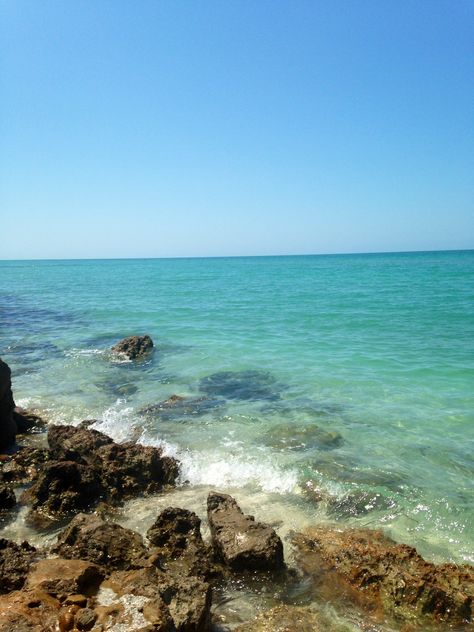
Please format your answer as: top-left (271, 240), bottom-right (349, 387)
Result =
top-left (234, 605), bottom-right (324, 631)
top-left (0, 539), bottom-right (41, 594)
top-left (292, 526), bottom-right (474, 626)
top-left (22, 424), bottom-right (179, 523)
top-left (207, 492), bottom-right (284, 571)
top-left (111, 334), bottom-right (154, 359)
top-left (52, 513), bottom-right (148, 571)
top-left (0, 359), bottom-right (17, 450)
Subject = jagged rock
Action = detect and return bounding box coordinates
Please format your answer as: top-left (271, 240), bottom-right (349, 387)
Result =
top-left (52, 513), bottom-right (148, 571)
top-left (0, 588), bottom-right (60, 631)
top-left (292, 526), bottom-right (474, 626)
top-left (47, 424), bottom-right (113, 463)
top-left (12, 407), bottom-right (46, 434)
top-left (0, 447), bottom-right (49, 485)
top-left (25, 558), bottom-right (104, 597)
top-left (111, 334), bottom-right (154, 359)
top-left (147, 507), bottom-right (213, 580)
top-left (0, 539), bottom-right (41, 594)
top-left (234, 605), bottom-right (324, 631)
top-left (0, 482), bottom-right (16, 509)
top-left (0, 359), bottom-right (17, 450)
top-left (22, 460), bottom-right (105, 522)
top-left (207, 492), bottom-right (284, 571)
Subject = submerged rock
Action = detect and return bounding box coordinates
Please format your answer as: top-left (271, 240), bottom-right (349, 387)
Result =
top-left (327, 490), bottom-right (396, 518)
top-left (234, 604), bottom-right (324, 632)
top-left (0, 359), bottom-right (17, 450)
top-left (0, 539), bottom-right (41, 594)
top-left (292, 526), bottom-right (474, 626)
top-left (139, 393), bottom-right (225, 421)
top-left (207, 492), bottom-right (284, 572)
top-left (111, 334), bottom-right (154, 360)
top-left (199, 370), bottom-right (280, 402)
top-left (262, 423), bottom-right (343, 452)
top-left (52, 513), bottom-right (148, 571)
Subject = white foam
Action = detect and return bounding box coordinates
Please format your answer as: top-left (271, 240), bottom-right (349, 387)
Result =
top-left (65, 347), bottom-right (104, 357)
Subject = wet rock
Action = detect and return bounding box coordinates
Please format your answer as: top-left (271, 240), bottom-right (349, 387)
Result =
top-left (47, 424), bottom-right (113, 464)
top-left (75, 607), bottom-right (97, 631)
top-left (0, 359), bottom-right (17, 450)
top-left (111, 334), bottom-right (154, 360)
top-left (0, 588), bottom-right (60, 632)
top-left (207, 492), bottom-right (284, 571)
top-left (0, 446), bottom-right (50, 485)
top-left (292, 526), bottom-right (474, 626)
top-left (165, 574), bottom-right (212, 632)
top-left (12, 407), bottom-right (46, 434)
top-left (97, 441), bottom-right (179, 503)
top-left (147, 507), bottom-right (213, 580)
top-left (0, 539), bottom-right (41, 594)
top-left (327, 491), bottom-right (396, 518)
top-left (22, 460), bottom-right (105, 522)
top-left (139, 394), bottom-right (224, 421)
top-left (234, 605), bottom-right (324, 631)
top-left (262, 424), bottom-right (343, 452)
top-left (0, 482), bottom-right (16, 509)
top-left (25, 558), bottom-right (104, 597)
top-left (52, 513), bottom-right (148, 571)
top-left (199, 370), bottom-right (280, 402)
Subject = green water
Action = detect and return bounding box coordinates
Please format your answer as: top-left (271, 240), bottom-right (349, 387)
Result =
top-left (1, 251), bottom-right (473, 577)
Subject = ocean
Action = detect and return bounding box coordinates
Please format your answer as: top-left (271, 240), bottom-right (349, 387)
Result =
top-left (1, 250), bottom-right (473, 628)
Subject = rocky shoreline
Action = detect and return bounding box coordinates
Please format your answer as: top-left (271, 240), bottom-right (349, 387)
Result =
top-left (1, 345), bottom-right (473, 631)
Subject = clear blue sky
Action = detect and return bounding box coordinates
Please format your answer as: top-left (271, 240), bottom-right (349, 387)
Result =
top-left (1, 1), bottom-right (473, 259)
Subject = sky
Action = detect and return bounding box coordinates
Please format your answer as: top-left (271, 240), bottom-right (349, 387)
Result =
top-left (1, 1), bottom-right (473, 259)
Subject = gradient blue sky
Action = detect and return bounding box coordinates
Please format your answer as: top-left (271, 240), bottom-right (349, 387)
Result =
top-left (1, 1), bottom-right (473, 259)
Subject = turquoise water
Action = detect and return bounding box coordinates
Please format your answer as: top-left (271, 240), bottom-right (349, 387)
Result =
top-left (1, 251), bottom-right (473, 569)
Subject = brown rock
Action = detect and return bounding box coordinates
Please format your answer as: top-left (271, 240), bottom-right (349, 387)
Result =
top-left (0, 588), bottom-right (60, 631)
top-left (0, 539), bottom-right (41, 594)
top-left (292, 526), bottom-right (474, 626)
top-left (25, 558), bottom-right (104, 597)
top-left (111, 335), bottom-right (154, 360)
top-left (47, 423), bottom-right (113, 463)
top-left (75, 607), bottom-right (97, 630)
top-left (0, 359), bottom-right (17, 450)
top-left (207, 492), bottom-right (284, 571)
top-left (52, 513), bottom-right (148, 571)
top-left (234, 605), bottom-right (324, 632)
top-left (0, 446), bottom-right (49, 485)
top-left (147, 507), bottom-right (213, 579)
top-left (0, 482), bottom-right (16, 509)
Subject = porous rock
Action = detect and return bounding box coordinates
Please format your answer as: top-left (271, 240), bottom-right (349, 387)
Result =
top-left (47, 423), bottom-right (113, 463)
top-left (0, 539), bottom-right (41, 594)
top-left (52, 513), bottom-right (148, 571)
top-left (25, 558), bottom-right (104, 597)
top-left (207, 492), bottom-right (284, 571)
top-left (292, 526), bottom-right (474, 626)
top-left (0, 588), bottom-right (60, 632)
top-left (111, 334), bottom-right (154, 359)
top-left (0, 482), bottom-right (16, 509)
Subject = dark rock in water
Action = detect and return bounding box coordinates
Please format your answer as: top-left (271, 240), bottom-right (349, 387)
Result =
top-left (12, 407), bottom-right (46, 434)
top-left (22, 460), bottom-right (105, 521)
top-left (95, 377), bottom-right (139, 398)
top-left (0, 446), bottom-right (49, 485)
top-left (207, 492), bottom-right (284, 571)
top-left (0, 483), bottom-right (16, 510)
top-left (111, 334), bottom-right (154, 360)
top-left (48, 424), bottom-right (113, 463)
top-left (234, 605), bottom-right (324, 631)
top-left (139, 393), bottom-right (225, 421)
top-left (0, 359), bottom-right (17, 450)
top-left (52, 513), bottom-right (148, 571)
top-left (311, 454), bottom-right (407, 491)
top-left (0, 539), bottom-right (41, 594)
top-left (25, 557), bottom-right (104, 597)
top-left (199, 370), bottom-right (280, 402)
top-left (147, 507), bottom-right (214, 580)
top-left (327, 491), bottom-right (396, 518)
top-left (292, 526), bottom-right (474, 626)
top-left (262, 424), bottom-right (343, 452)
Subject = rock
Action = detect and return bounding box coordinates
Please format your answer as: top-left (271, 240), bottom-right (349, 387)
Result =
top-left (207, 492), bottom-right (284, 571)
top-left (52, 513), bottom-right (148, 571)
top-left (0, 588), bottom-right (60, 631)
top-left (0, 447), bottom-right (49, 485)
top-left (0, 539), bottom-right (41, 594)
top-left (139, 394), bottom-right (225, 421)
top-left (147, 507), bottom-right (213, 579)
top-left (199, 370), bottom-right (280, 401)
top-left (12, 407), bottom-right (46, 434)
top-left (262, 424), bottom-right (343, 452)
top-left (234, 605), bottom-right (324, 632)
top-left (0, 482), bottom-right (16, 509)
top-left (25, 558), bottom-right (104, 597)
top-left (165, 575), bottom-right (212, 632)
top-left (0, 359), bottom-right (17, 450)
top-left (47, 424), bottom-right (113, 464)
top-left (111, 335), bottom-right (154, 360)
top-left (75, 607), bottom-right (97, 631)
top-left (22, 460), bottom-right (105, 522)
top-left (97, 441), bottom-right (179, 503)
top-left (292, 526), bottom-right (474, 626)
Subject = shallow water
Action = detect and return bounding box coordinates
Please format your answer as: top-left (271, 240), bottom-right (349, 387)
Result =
top-left (1, 251), bottom-right (473, 628)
